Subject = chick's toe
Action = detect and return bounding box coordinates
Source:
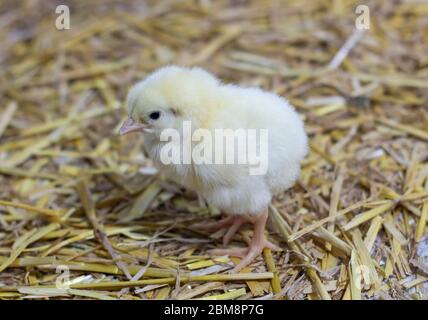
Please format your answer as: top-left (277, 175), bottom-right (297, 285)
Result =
top-left (208, 209), bottom-right (281, 272)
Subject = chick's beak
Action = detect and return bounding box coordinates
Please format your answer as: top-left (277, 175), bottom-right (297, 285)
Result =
top-left (119, 117), bottom-right (147, 135)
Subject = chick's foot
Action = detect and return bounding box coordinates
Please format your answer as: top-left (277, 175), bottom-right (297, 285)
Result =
top-left (208, 209), bottom-right (281, 273)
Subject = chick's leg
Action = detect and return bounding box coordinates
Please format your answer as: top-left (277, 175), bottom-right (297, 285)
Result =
top-left (232, 211), bottom-right (280, 272)
top-left (222, 216), bottom-right (246, 245)
top-left (192, 215), bottom-right (235, 231)
top-left (209, 209), bottom-right (280, 273)
top-left (191, 215), bottom-right (246, 245)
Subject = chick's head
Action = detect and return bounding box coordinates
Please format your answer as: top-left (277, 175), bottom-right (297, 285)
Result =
top-left (120, 65), bottom-right (220, 136)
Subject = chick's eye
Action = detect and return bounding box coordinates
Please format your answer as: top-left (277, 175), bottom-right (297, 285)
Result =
top-left (149, 111), bottom-right (161, 120)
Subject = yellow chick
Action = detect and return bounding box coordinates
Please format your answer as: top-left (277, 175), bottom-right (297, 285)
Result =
top-left (120, 65), bottom-right (308, 272)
